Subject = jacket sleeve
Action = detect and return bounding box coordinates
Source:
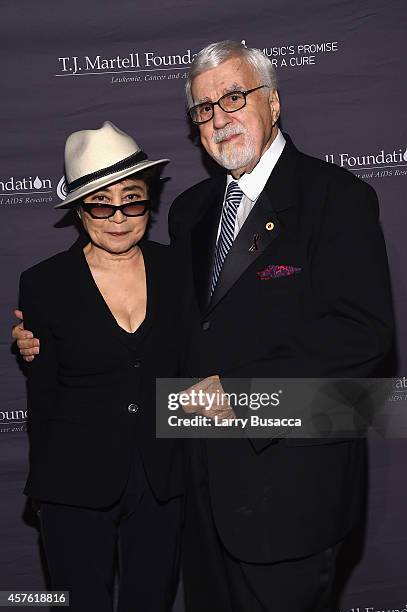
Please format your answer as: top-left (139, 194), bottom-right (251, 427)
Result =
top-left (222, 179), bottom-right (394, 452)
top-left (19, 271), bottom-right (58, 455)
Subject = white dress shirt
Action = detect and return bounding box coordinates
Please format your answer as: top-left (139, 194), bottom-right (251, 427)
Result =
top-left (216, 130), bottom-right (286, 240)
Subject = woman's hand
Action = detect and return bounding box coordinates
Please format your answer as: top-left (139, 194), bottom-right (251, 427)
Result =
top-left (12, 309), bottom-right (40, 362)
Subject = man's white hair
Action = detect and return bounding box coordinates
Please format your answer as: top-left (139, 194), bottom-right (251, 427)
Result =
top-left (186, 40), bottom-right (277, 108)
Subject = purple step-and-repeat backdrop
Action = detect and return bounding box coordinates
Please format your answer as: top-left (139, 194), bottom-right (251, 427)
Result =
top-left (1, 1), bottom-right (406, 610)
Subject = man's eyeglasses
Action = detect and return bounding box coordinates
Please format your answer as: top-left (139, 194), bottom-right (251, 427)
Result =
top-left (80, 200), bottom-right (150, 219)
top-left (188, 85), bottom-right (267, 125)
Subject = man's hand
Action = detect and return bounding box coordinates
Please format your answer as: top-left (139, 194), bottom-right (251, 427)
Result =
top-left (181, 375), bottom-right (236, 421)
top-left (12, 309), bottom-right (39, 362)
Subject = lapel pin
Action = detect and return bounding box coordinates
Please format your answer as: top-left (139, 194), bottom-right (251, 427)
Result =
top-left (266, 221), bottom-right (274, 231)
top-left (249, 233), bottom-right (260, 252)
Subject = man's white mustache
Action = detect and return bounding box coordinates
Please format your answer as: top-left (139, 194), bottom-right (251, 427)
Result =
top-left (212, 125), bottom-right (246, 144)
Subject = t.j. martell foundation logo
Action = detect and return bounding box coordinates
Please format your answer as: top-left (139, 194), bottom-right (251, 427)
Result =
top-left (56, 50), bottom-right (195, 76)
top-left (325, 146), bottom-right (407, 178)
top-left (0, 175), bottom-right (54, 204)
top-left (56, 176), bottom-right (68, 201)
top-left (0, 409), bottom-right (27, 434)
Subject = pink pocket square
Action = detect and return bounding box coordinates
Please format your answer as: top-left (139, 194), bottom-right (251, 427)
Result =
top-left (257, 264), bottom-right (302, 280)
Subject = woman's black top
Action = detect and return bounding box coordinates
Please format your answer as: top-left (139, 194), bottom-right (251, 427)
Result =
top-left (19, 236), bottom-right (184, 508)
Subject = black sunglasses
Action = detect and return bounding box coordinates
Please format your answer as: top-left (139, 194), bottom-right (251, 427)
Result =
top-left (80, 200), bottom-right (150, 219)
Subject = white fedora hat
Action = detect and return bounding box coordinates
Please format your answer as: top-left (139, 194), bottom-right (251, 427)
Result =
top-left (55, 121), bottom-right (169, 208)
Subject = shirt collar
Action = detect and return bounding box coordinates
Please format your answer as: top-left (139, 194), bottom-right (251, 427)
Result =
top-left (226, 129), bottom-right (286, 202)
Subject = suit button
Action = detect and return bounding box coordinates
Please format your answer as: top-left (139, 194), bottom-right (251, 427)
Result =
top-left (133, 361), bottom-right (141, 368)
top-left (202, 321), bottom-right (211, 331)
top-left (127, 403), bottom-right (139, 414)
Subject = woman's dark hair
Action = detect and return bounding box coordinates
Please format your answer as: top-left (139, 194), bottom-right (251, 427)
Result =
top-left (129, 166), bottom-right (163, 212)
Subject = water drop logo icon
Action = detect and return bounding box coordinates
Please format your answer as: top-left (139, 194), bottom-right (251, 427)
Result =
top-left (403, 147), bottom-right (407, 162)
top-left (57, 176), bottom-right (68, 201)
top-left (33, 176), bottom-right (43, 189)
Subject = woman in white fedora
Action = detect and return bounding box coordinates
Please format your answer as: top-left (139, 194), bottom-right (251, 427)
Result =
top-left (16, 121), bottom-right (185, 612)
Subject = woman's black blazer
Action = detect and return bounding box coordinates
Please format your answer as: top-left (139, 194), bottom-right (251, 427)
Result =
top-left (19, 235), bottom-right (184, 508)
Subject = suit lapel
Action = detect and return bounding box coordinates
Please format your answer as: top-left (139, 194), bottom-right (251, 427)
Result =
top-left (208, 188), bottom-right (280, 311)
top-left (191, 178), bottom-right (225, 312)
top-left (206, 134), bottom-right (301, 313)
top-left (67, 236), bottom-right (128, 352)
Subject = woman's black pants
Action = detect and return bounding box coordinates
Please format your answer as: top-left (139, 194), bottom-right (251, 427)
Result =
top-left (38, 453), bottom-right (182, 612)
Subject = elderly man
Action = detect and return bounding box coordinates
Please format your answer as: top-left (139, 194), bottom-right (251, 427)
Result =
top-left (167, 41), bottom-right (394, 611)
top-left (15, 41), bottom-right (393, 611)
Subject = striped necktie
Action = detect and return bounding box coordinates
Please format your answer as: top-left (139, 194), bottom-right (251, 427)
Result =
top-left (210, 180), bottom-right (244, 296)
